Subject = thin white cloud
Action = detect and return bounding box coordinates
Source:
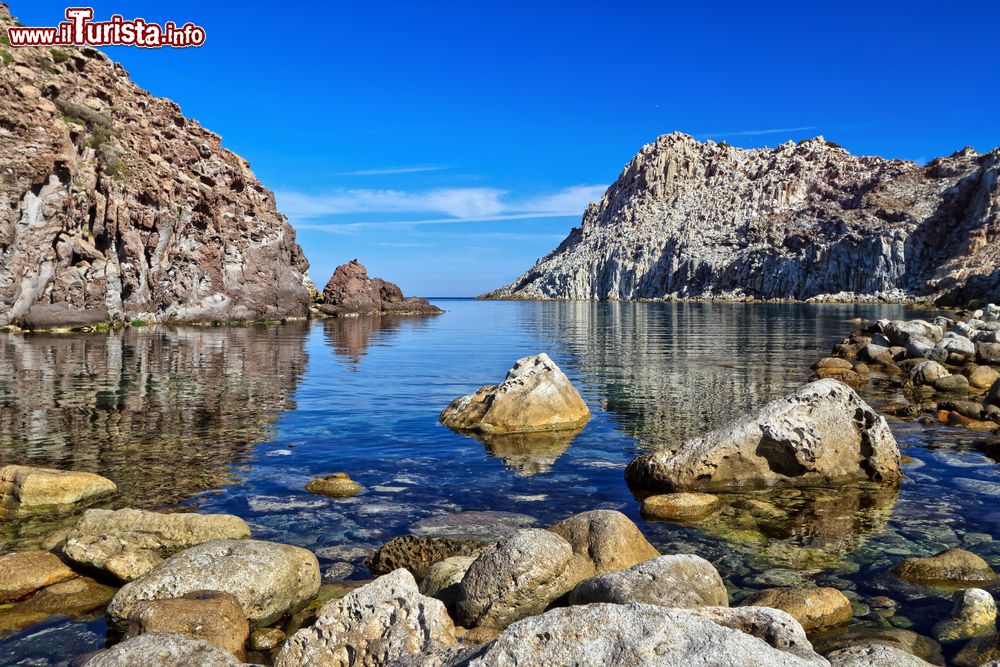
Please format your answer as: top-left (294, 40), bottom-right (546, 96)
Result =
top-left (336, 164), bottom-right (452, 176)
top-left (697, 126), bottom-right (817, 139)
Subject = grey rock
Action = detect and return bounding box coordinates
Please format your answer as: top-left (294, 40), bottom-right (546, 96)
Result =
top-left (419, 555), bottom-right (477, 610)
top-left (827, 644), bottom-right (934, 667)
top-left (911, 360), bottom-right (951, 386)
top-left (84, 632), bottom-right (248, 666)
top-left (568, 554), bottom-right (728, 608)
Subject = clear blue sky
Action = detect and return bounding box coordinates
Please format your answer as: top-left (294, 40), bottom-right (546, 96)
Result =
top-left (13, 2), bottom-right (1000, 296)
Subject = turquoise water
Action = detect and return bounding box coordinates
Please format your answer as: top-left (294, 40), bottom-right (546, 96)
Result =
top-left (1, 300), bottom-right (998, 664)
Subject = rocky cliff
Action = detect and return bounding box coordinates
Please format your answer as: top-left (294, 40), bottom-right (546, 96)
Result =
top-left (0, 4), bottom-right (313, 328)
top-left (486, 133), bottom-right (1000, 305)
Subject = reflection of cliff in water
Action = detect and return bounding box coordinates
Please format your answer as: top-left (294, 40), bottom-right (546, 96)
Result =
top-left (322, 315), bottom-right (433, 364)
top-left (518, 301), bottom-right (913, 448)
top-left (0, 324), bottom-right (308, 518)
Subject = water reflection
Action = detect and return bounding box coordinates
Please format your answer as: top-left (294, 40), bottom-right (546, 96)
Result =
top-left (476, 429), bottom-right (583, 476)
top-left (0, 324), bottom-right (308, 549)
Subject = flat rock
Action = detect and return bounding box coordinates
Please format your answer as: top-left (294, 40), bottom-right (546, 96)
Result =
top-left (0, 465), bottom-right (117, 511)
top-left (0, 575), bottom-right (115, 634)
top-left (568, 554), bottom-right (728, 608)
top-left (365, 535), bottom-right (489, 579)
top-left (741, 586), bottom-right (852, 631)
top-left (641, 492), bottom-right (722, 521)
top-left (20, 303), bottom-right (108, 330)
top-left (0, 550), bottom-right (77, 603)
top-left (625, 379), bottom-right (901, 491)
top-left (891, 548), bottom-right (998, 587)
top-left (107, 539), bottom-right (320, 626)
top-left (127, 590), bottom-right (250, 658)
top-left (410, 511), bottom-right (537, 541)
top-left (84, 632), bottom-right (248, 667)
top-left (440, 354), bottom-right (590, 434)
top-left (63, 508), bottom-right (252, 582)
top-left (548, 509), bottom-right (659, 574)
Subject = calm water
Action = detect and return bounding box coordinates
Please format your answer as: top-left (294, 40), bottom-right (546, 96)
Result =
top-left (2, 300), bottom-right (999, 664)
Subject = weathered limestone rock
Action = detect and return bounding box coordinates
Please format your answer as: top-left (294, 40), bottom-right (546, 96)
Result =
top-left (107, 539), bottom-right (320, 626)
top-left (440, 354), bottom-right (590, 434)
top-left (811, 626), bottom-right (943, 665)
top-left (641, 492), bottom-right (722, 521)
top-left (0, 465), bottom-right (116, 510)
top-left (741, 586), bottom-right (852, 631)
top-left (460, 603), bottom-right (827, 666)
top-left (63, 508), bottom-right (252, 582)
top-left (127, 590), bottom-right (250, 658)
top-left (932, 588), bottom-right (997, 643)
top-left (84, 632), bottom-right (248, 667)
top-left (365, 535), bottom-right (488, 579)
top-left (548, 509), bottom-right (659, 574)
top-left (276, 569), bottom-right (457, 667)
top-left (626, 379), bottom-right (901, 491)
top-left (891, 548), bottom-right (998, 587)
top-left (827, 644), bottom-right (935, 667)
top-left (305, 473), bottom-right (362, 498)
top-left (0, 550), bottom-right (77, 603)
top-left (318, 259), bottom-right (442, 316)
top-left (455, 529), bottom-right (593, 629)
top-left (568, 554), bottom-right (728, 608)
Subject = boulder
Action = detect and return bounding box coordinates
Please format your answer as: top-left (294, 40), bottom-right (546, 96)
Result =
top-left (0, 550), bottom-right (77, 603)
top-left (455, 529), bottom-right (593, 629)
top-left (365, 535), bottom-right (488, 579)
top-left (0, 465), bottom-right (116, 510)
top-left (905, 335), bottom-right (937, 360)
top-left (107, 539), bottom-right (320, 626)
top-left (891, 548), bottom-right (997, 587)
top-left (276, 569), bottom-right (456, 667)
top-left (305, 473), bottom-right (362, 498)
top-left (641, 492), bottom-right (722, 521)
top-left (419, 555), bottom-right (476, 609)
top-left (319, 259), bottom-right (442, 316)
top-left (548, 509), bottom-right (659, 574)
top-left (84, 632), bottom-right (248, 667)
top-left (911, 361), bottom-right (951, 386)
top-left (931, 588), bottom-right (997, 643)
top-left (885, 320), bottom-right (945, 347)
top-left (127, 590), bottom-right (249, 658)
top-left (827, 644), bottom-right (935, 667)
top-left (933, 374), bottom-right (970, 393)
top-left (625, 379), bottom-right (901, 492)
top-left (968, 365), bottom-right (1000, 390)
top-left (21, 303), bottom-right (109, 331)
top-left (0, 575), bottom-right (115, 634)
top-left (811, 626), bottom-right (943, 664)
top-left (813, 357), bottom-right (853, 370)
top-left (978, 342), bottom-right (1000, 363)
top-left (954, 635), bottom-right (1000, 667)
top-left (63, 508), bottom-right (252, 582)
top-left (861, 344), bottom-right (895, 365)
top-left (937, 335), bottom-right (976, 363)
top-left (249, 628), bottom-right (286, 652)
top-left (439, 354), bottom-right (590, 434)
top-left (568, 554), bottom-right (728, 608)
top-left (460, 603), bottom-right (827, 666)
top-left (741, 586), bottom-right (852, 631)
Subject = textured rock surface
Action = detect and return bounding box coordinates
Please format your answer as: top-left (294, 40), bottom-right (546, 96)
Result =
top-left (891, 548), bottom-right (998, 587)
top-left (0, 464), bottom-right (116, 510)
top-left (365, 534), bottom-right (488, 580)
top-left (127, 590), bottom-right (250, 658)
top-left (84, 632), bottom-right (248, 667)
top-left (486, 132), bottom-right (1000, 306)
top-left (0, 575), bottom-right (114, 634)
top-left (741, 586), bottom-right (852, 631)
top-left (460, 603), bottom-right (827, 666)
top-left (0, 550), bottom-right (76, 602)
top-left (0, 5), bottom-right (312, 328)
top-left (625, 379), bottom-right (901, 491)
top-left (641, 492), bottom-right (722, 521)
top-left (931, 588), bottom-right (997, 643)
top-left (318, 259), bottom-right (441, 316)
top-left (107, 539), bottom-right (320, 626)
top-left (305, 473), bottom-right (362, 498)
top-left (440, 353), bottom-right (590, 434)
top-left (63, 508), bottom-right (251, 582)
top-left (568, 554), bottom-right (728, 608)
top-left (419, 555), bottom-right (477, 609)
top-left (548, 509), bottom-right (659, 574)
top-left (827, 644), bottom-right (934, 667)
top-left (811, 626), bottom-right (943, 665)
top-left (276, 569), bottom-right (457, 667)
top-left (455, 528), bottom-right (593, 629)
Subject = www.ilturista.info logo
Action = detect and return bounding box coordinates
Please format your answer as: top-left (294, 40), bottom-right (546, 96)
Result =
top-left (6, 7), bottom-right (206, 48)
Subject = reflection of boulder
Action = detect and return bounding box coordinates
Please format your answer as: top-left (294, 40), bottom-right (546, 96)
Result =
top-left (0, 324), bottom-right (308, 550)
top-left (478, 429), bottom-right (581, 476)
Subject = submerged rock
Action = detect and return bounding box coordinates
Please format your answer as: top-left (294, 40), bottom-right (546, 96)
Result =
top-left (641, 492), bottom-right (722, 521)
top-left (365, 534), bottom-right (488, 579)
top-left (568, 554), bottom-right (728, 608)
top-left (305, 472), bottom-right (362, 498)
top-left (0, 575), bottom-right (115, 634)
top-left (410, 511), bottom-right (538, 541)
top-left (318, 259), bottom-right (442, 316)
top-left (0, 465), bottom-right (117, 511)
top-left (127, 590), bottom-right (249, 658)
top-left (891, 548), bottom-right (998, 587)
top-left (931, 588), bottom-right (997, 643)
top-left (63, 508), bottom-right (251, 582)
top-left (107, 539), bottom-right (320, 626)
top-left (84, 632), bottom-right (248, 667)
top-left (741, 586), bottom-right (852, 631)
top-left (548, 509), bottom-right (659, 575)
top-left (811, 626), bottom-right (944, 665)
top-left (0, 550), bottom-right (77, 603)
top-left (276, 569), bottom-right (456, 667)
top-left (440, 354), bottom-right (590, 434)
top-left (625, 379), bottom-right (901, 491)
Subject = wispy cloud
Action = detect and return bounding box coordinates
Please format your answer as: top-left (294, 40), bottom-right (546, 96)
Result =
top-left (696, 126), bottom-right (817, 139)
top-left (335, 164), bottom-right (451, 176)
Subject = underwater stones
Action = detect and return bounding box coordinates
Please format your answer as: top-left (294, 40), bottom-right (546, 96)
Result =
top-left (891, 548), bottom-right (998, 588)
top-left (107, 539), bottom-right (320, 626)
top-left (641, 492), bottom-right (722, 521)
top-left (741, 586), bottom-right (852, 631)
top-left (276, 569), bottom-right (456, 667)
top-left (0, 575), bottom-right (115, 634)
top-left (84, 632), bottom-right (247, 667)
top-left (305, 472), bottom-right (362, 498)
top-left (455, 528), bottom-right (593, 629)
top-left (932, 588), bottom-right (997, 644)
top-left (63, 508), bottom-right (252, 582)
top-left (365, 535), bottom-right (488, 579)
top-left (410, 510), bottom-right (538, 541)
top-left (439, 353), bottom-right (590, 434)
top-left (568, 554), bottom-right (728, 608)
top-left (548, 509), bottom-right (659, 574)
top-left (0, 550), bottom-right (77, 603)
top-left (625, 379), bottom-right (901, 492)
top-left (126, 590), bottom-right (250, 658)
top-left (0, 465), bottom-right (117, 511)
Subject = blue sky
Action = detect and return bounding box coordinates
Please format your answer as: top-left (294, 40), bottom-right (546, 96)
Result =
top-left (13, 2), bottom-right (1000, 296)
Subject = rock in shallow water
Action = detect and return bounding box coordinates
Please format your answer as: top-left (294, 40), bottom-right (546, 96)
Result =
top-left (0, 550), bottom-right (77, 603)
top-left (641, 492), bottom-right (722, 521)
top-left (625, 379), bottom-right (901, 492)
top-left (891, 548), bottom-right (998, 588)
top-left (0, 465), bottom-right (116, 511)
top-left (365, 534), bottom-right (488, 579)
top-left (932, 588), bottom-right (997, 644)
top-left (568, 554), bottom-right (728, 608)
top-left (741, 586), bottom-right (852, 631)
top-left (548, 509), bottom-right (659, 575)
top-left (305, 472), bottom-right (363, 498)
top-left (827, 644), bottom-right (935, 667)
top-left (84, 632), bottom-right (249, 667)
top-left (127, 590), bottom-right (250, 659)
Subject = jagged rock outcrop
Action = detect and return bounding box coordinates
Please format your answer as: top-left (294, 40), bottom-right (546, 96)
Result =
top-left (318, 259), bottom-right (442, 316)
top-left (486, 132), bottom-right (1000, 305)
top-left (0, 4), bottom-right (313, 328)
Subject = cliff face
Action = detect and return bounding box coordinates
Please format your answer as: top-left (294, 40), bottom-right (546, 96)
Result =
top-left (0, 4), bottom-right (313, 327)
top-left (487, 133), bottom-right (1000, 304)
